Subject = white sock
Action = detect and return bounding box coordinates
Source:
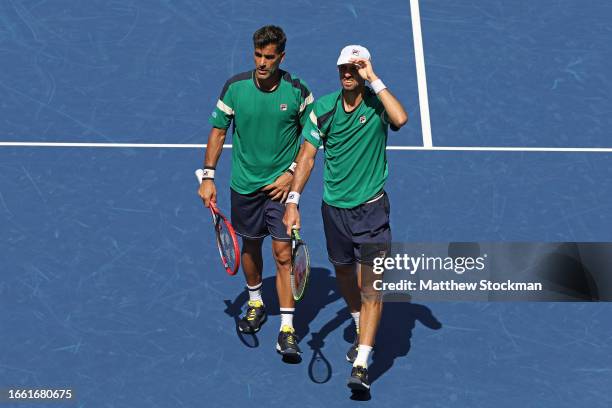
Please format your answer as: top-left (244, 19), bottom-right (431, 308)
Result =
top-left (280, 308), bottom-right (295, 330)
top-left (247, 282), bottom-right (263, 303)
top-left (353, 345), bottom-right (373, 368)
top-left (351, 311), bottom-right (360, 332)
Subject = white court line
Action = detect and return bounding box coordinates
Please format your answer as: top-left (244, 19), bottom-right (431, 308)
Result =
top-left (410, 0), bottom-right (433, 148)
top-left (1, 142), bottom-right (612, 152)
top-left (0, 142), bottom-right (228, 148)
top-left (387, 146), bottom-right (612, 153)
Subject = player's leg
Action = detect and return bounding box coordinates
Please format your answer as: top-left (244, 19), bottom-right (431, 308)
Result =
top-left (272, 239), bottom-right (293, 311)
top-left (321, 201), bottom-right (362, 362)
top-left (231, 189), bottom-right (269, 333)
top-left (335, 264), bottom-right (361, 312)
top-left (355, 262), bottom-right (383, 347)
top-left (242, 238), bottom-right (264, 286)
top-left (348, 192), bottom-right (391, 391)
top-left (334, 263), bottom-right (362, 363)
top-left (267, 198), bottom-right (301, 358)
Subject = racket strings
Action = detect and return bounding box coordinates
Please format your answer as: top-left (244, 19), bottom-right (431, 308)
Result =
top-left (292, 244), bottom-right (308, 291)
top-left (216, 218), bottom-right (237, 269)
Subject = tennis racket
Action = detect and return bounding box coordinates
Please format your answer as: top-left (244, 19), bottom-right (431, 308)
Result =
top-left (290, 228), bottom-right (311, 301)
top-left (195, 169), bottom-right (240, 276)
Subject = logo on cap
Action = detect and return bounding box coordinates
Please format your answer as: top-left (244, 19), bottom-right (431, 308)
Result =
top-left (359, 115), bottom-right (367, 124)
top-left (280, 104), bottom-right (287, 111)
top-left (352, 49), bottom-right (360, 56)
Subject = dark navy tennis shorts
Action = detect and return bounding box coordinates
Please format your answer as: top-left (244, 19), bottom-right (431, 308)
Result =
top-left (321, 192), bottom-right (392, 265)
top-left (230, 188), bottom-right (290, 242)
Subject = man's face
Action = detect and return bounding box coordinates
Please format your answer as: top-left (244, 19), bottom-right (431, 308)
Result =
top-left (338, 63), bottom-right (364, 91)
top-left (253, 44), bottom-right (285, 80)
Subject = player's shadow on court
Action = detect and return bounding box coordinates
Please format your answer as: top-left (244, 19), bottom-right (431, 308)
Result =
top-left (223, 267), bottom-right (341, 348)
top-left (366, 301), bottom-right (442, 383)
top-left (303, 299), bottom-right (443, 388)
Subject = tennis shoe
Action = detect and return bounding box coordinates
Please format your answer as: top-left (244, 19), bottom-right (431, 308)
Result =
top-left (276, 325), bottom-right (301, 357)
top-left (238, 300), bottom-right (267, 334)
top-left (347, 365), bottom-right (370, 391)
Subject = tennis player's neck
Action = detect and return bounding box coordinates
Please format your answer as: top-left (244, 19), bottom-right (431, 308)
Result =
top-left (255, 72), bottom-right (281, 92)
top-left (342, 89), bottom-right (364, 113)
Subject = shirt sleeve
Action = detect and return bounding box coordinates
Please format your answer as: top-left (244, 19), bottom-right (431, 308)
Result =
top-left (208, 80), bottom-right (235, 129)
top-left (302, 107), bottom-right (323, 149)
top-left (298, 79), bottom-right (315, 129)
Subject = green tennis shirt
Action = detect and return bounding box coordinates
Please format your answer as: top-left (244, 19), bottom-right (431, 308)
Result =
top-left (303, 88), bottom-right (396, 208)
top-left (209, 70), bottom-right (314, 194)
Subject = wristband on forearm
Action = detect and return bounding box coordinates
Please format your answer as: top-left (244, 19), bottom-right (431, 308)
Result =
top-left (202, 166), bottom-right (215, 180)
top-left (286, 161), bottom-right (298, 175)
top-left (286, 191), bottom-right (300, 205)
top-left (370, 78), bottom-right (387, 94)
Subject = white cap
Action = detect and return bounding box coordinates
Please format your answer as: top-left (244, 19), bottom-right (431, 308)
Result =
top-left (336, 45), bottom-right (371, 66)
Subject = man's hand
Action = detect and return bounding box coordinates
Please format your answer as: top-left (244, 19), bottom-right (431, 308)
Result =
top-left (261, 172), bottom-right (293, 202)
top-left (349, 57), bottom-right (378, 83)
top-left (283, 203), bottom-right (301, 236)
top-left (198, 180), bottom-right (216, 207)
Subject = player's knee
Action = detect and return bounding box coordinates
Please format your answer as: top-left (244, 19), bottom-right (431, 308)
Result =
top-left (272, 245), bottom-right (291, 267)
top-left (274, 252), bottom-right (291, 268)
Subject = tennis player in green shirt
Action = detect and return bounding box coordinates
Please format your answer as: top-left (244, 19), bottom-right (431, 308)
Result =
top-left (283, 45), bottom-right (408, 390)
top-left (198, 25), bottom-right (313, 359)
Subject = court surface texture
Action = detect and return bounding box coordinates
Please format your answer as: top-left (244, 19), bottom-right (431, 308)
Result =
top-left (1, 1), bottom-right (611, 407)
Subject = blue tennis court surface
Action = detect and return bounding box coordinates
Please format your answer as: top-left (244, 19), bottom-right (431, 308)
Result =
top-left (2, 1), bottom-right (612, 407)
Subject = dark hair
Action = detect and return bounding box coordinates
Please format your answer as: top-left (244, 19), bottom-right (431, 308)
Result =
top-left (253, 25), bottom-right (286, 53)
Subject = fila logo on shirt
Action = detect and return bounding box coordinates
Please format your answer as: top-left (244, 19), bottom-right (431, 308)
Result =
top-left (280, 104), bottom-right (288, 111)
top-left (359, 115), bottom-right (366, 124)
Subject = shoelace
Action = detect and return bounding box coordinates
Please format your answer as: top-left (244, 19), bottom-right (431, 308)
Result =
top-left (246, 301), bottom-right (262, 321)
top-left (280, 327), bottom-right (297, 346)
top-left (247, 308), bottom-right (256, 321)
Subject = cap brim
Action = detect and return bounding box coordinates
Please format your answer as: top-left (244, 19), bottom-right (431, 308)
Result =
top-left (337, 57), bottom-right (355, 66)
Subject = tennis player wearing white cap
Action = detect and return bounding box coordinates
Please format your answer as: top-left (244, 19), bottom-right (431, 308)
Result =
top-left (283, 45), bottom-right (408, 391)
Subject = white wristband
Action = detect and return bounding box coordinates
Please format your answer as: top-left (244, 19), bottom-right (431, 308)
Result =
top-left (288, 162), bottom-right (297, 172)
top-left (286, 191), bottom-right (300, 205)
top-left (201, 168), bottom-right (215, 180)
top-left (370, 79), bottom-right (387, 94)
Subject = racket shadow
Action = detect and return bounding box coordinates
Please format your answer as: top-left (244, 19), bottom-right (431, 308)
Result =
top-left (306, 307), bottom-right (352, 384)
top-left (307, 332), bottom-right (332, 384)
